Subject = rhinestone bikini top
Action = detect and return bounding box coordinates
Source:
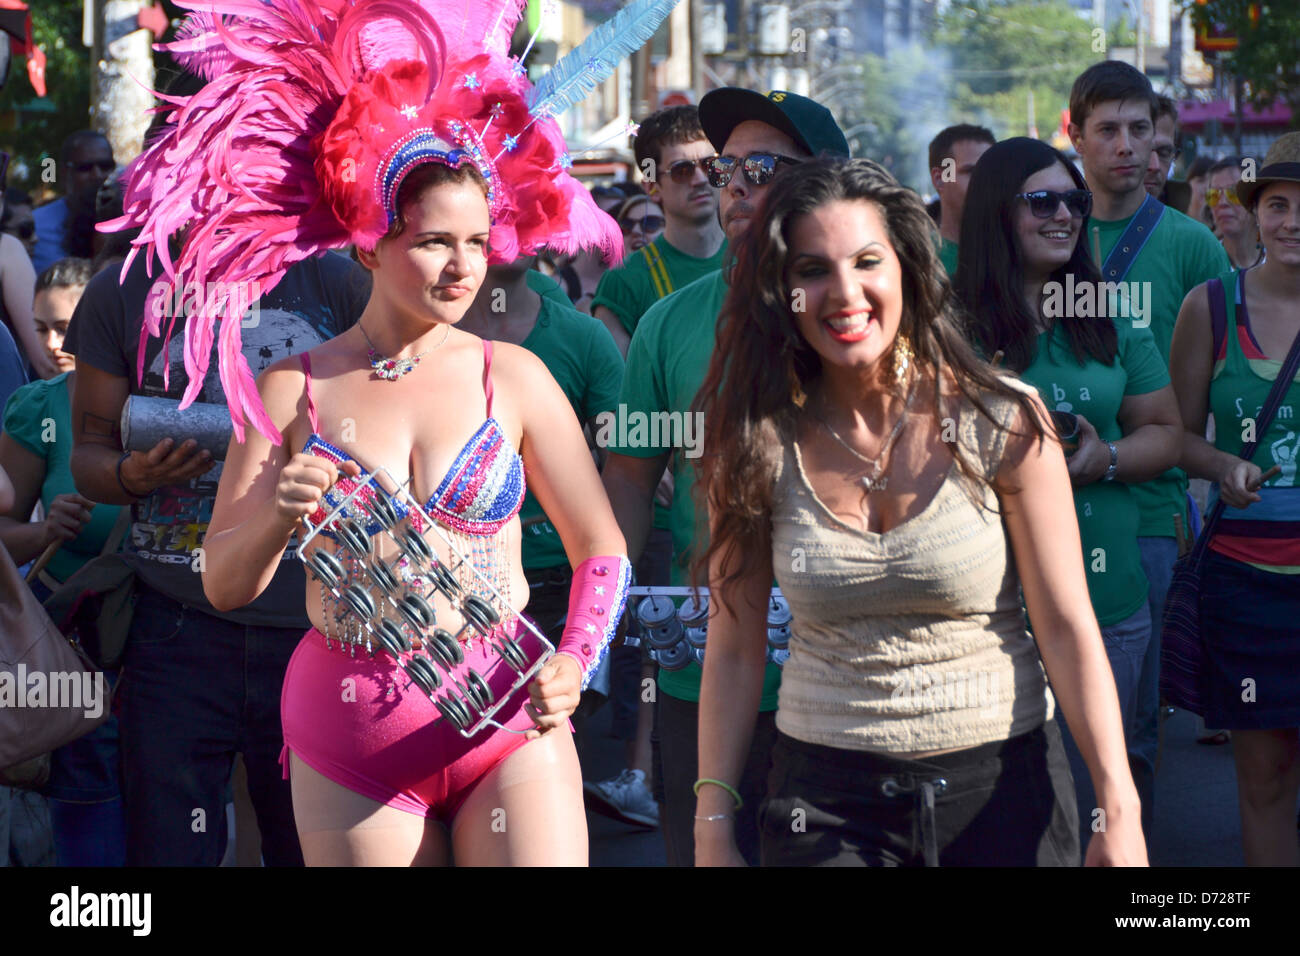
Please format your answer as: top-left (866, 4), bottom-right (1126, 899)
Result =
top-left (298, 340), bottom-right (526, 539)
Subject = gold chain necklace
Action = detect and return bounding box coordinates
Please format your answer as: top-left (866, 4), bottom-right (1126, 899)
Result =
top-left (812, 386), bottom-right (915, 494)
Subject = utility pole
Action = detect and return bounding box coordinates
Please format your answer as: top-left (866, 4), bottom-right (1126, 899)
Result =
top-left (90, 0), bottom-right (156, 164)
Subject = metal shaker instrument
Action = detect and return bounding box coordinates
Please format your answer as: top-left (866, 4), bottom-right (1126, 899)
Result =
top-left (121, 395), bottom-right (234, 461)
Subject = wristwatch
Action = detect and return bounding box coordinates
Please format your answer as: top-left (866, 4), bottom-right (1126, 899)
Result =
top-left (1102, 441), bottom-right (1119, 482)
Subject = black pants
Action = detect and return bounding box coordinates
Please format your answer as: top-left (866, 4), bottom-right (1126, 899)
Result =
top-left (653, 690), bottom-right (778, 867)
top-left (759, 721), bottom-right (1080, 867)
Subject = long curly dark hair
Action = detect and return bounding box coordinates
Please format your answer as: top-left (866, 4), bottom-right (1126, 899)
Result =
top-left (953, 137), bottom-right (1115, 373)
top-left (690, 157), bottom-right (1047, 609)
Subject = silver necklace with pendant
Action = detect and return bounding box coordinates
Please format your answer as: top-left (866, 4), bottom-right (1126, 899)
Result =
top-left (359, 322), bottom-right (450, 381)
top-left (814, 386), bottom-right (915, 493)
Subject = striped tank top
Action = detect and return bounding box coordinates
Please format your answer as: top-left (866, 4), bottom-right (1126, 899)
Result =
top-left (1208, 269), bottom-right (1300, 573)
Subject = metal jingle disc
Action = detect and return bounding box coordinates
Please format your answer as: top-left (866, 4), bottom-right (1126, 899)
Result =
top-left (495, 636), bottom-right (528, 672)
top-left (427, 628), bottom-right (464, 669)
top-left (398, 527), bottom-right (433, 566)
top-left (436, 694), bottom-right (471, 730)
top-left (655, 639), bottom-right (692, 671)
top-left (404, 656), bottom-right (440, 697)
top-left (306, 549), bottom-right (344, 589)
top-left (464, 669), bottom-right (495, 710)
top-left (364, 492), bottom-right (399, 531)
top-left (337, 518), bottom-right (370, 558)
top-left (396, 592), bottom-right (436, 630)
top-left (341, 584), bottom-right (377, 620)
top-left (428, 563), bottom-right (461, 601)
top-left (460, 594), bottom-right (498, 635)
top-left (366, 559), bottom-right (401, 597)
top-left (374, 618), bottom-right (410, 657)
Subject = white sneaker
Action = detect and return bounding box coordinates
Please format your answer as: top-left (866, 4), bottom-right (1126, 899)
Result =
top-left (582, 769), bottom-right (659, 828)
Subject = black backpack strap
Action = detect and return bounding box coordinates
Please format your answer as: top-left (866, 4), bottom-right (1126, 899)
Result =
top-left (1207, 276), bottom-right (1227, 363)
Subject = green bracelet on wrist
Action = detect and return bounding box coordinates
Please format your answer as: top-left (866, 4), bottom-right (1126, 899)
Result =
top-left (693, 777), bottom-right (743, 809)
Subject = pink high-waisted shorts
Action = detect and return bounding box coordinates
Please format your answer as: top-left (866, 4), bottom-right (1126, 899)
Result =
top-left (280, 624), bottom-right (536, 826)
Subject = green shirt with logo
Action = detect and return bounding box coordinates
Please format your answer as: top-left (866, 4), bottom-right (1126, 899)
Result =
top-left (1020, 319), bottom-right (1170, 625)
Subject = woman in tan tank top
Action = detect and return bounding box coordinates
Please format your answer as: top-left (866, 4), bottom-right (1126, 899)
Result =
top-left (692, 158), bottom-right (1146, 867)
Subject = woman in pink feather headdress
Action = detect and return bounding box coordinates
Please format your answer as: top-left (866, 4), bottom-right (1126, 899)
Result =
top-left (114, 0), bottom-right (678, 865)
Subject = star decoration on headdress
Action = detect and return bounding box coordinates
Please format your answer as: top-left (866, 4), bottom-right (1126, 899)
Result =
top-left (490, 102), bottom-right (504, 118)
top-left (510, 59), bottom-right (527, 78)
top-left (557, 152), bottom-right (573, 169)
top-left (625, 122), bottom-right (640, 137)
top-left (502, 134), bottom-right (519, 152)
top-left (463, 72), bottom-right (480, 90)
top-left (400, 104), bottom-right (418, 120)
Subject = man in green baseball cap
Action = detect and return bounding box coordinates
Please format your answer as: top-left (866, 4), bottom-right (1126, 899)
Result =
top-left (698, 88), bottom-right (851, 159)
top-left (600, 87), bottom-right (849, 866)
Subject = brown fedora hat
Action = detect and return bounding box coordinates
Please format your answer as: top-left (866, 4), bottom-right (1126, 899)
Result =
top-left (1237, 131), bottom-right (1300, 207)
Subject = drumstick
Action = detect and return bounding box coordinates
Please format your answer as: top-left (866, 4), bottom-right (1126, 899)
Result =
top-left (1247, 464), bottom-right (1281, 492)
top-left (25, 540), bottom-right (61, 584)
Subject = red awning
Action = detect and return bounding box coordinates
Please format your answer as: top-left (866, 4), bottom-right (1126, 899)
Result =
top-left (1177, 99), bottom-right (1291, 127)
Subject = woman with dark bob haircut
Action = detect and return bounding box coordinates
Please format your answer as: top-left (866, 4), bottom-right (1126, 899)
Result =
top-left (954, 138), bottom-right (1181, 856)
top-left (692, 157), bottom-right (1145, 867)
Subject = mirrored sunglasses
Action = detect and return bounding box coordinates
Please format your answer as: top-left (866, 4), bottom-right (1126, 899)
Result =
top-left (705, 152), bottom-right (802, 188)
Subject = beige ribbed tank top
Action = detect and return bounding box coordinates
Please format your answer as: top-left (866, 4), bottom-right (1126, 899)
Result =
top-left (771, 385), bottom-right (1055, 755)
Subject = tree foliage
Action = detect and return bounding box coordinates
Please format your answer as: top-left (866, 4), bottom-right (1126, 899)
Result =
top-left (0, 0), bottom-right (89, 195)
top-left (929, 0), bottom-right (1100, 142)
top-left (1191, 0), bottom-right (1300, 124)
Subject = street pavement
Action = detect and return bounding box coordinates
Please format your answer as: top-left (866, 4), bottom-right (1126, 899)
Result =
top-left (575, 699), bottom-right (1271, 867)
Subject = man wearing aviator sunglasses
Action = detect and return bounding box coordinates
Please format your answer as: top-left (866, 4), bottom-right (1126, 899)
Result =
top-left (32, 130), bottom-right (116, 274)
top-left (600, 87), bottom-right (848, 867)
top-left (592, 105), bottom-right (727, 355)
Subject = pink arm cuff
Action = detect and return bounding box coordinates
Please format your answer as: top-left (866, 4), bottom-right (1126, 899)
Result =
top-left (555, 555), bottom-right (632, 691)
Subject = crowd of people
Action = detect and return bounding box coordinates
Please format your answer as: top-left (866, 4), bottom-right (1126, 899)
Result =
top-left (1, 3), bottom-right (1297, 869)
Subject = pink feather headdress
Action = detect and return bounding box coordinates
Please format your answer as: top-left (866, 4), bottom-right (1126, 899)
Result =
top-left (110, 0), bottom-right (677, 444)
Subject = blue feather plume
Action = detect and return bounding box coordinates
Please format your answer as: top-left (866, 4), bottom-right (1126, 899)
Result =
top-left (528, 0), bottom-right (681, 118)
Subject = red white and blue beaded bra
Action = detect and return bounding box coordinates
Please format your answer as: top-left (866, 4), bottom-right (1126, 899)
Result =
top-left (298, 339), bottom-right (525, 540)
top-left (298, 340), bottom-right (526, 642)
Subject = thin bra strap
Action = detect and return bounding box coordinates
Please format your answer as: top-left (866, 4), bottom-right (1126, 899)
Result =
top-left (299, 352), bottom-right (320, 433)
top-left (482, 338), bottom-right (495, 419)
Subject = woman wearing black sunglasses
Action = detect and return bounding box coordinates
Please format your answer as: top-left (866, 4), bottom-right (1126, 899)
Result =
top-left (954, 138), bottom-right (1181, 854)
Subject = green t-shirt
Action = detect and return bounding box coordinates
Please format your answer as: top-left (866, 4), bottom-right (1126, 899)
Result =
top-left (526, 268), bottom-right (574, 308)
top-left (1092, 203), bottom-right (1230, 537)
top-left (1207, 269), bottom-right (1300, 574)
top-left (613, 269), bottom-right (781, 710)
top-left (517, 295), bottom-right (624, 572)
top-left (1020, 320), bottom-right (1169, 625)
top-left (938, 237), bottom-right (959, 277)
top-left (2, 373), bottom-right (125, 583)
top-left (591, 236), bottom-right (728, 336)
